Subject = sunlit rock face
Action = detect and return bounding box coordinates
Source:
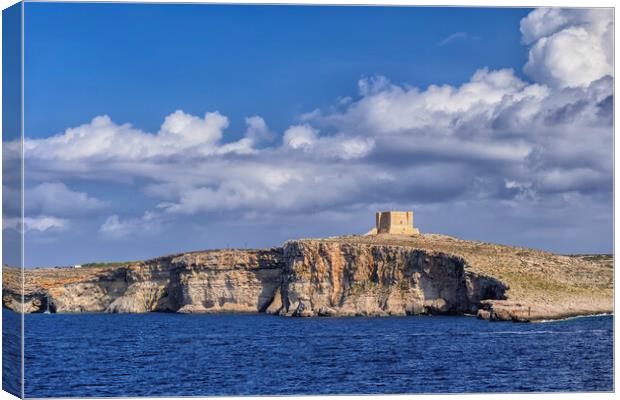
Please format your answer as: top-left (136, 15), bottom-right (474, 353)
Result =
top-left (4, 233), bottom-right (612, 322)
top-left (2, 239), bottom-right (505, 318)
top-left (274, 240), bottom-right (505, 317)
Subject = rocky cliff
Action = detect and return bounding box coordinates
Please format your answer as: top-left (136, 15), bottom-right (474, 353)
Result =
top-left (276, 240), bottom-right (506, 317)
top-left (2, 234), bottom-right (613, 321)
top-left (3, 248), bottom-right (284, 314)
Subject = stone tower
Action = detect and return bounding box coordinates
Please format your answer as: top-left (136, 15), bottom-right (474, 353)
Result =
top-left (368, 211), bottom-right (420, 235)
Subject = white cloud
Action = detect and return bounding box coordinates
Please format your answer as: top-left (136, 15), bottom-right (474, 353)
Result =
top-left (521, 8), bottom-right (613, 88)
top-left (11, 7), bottom-right (612, 251)
top-left (22, 110), bottom-right (252, 165)
top-left (320, 68), bottom-right (546, 136)
top-left (438, 31), bottom-right (475, 46)
top-left (283, 124), bottom-right (318, 149)
top-left (160, 110), bottom-right (227, 145)
top-left (3, 216), bottom-right (68, 233)
top-left (357, 75), bottom-right (392, 96)
top-left (100, 212), bottom-right (162, 239)
top-left (26, 217), bottom-right (67, 232)
top-left (244, 116), bottom-right (273, 143)
top-left (26, 182), bottom-right (107, 217)
top-left (283, 124), bottom-right (374, 160)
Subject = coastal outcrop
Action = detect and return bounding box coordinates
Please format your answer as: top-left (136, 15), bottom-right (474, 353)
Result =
top-left (274, 240), bottom-right (506, 317)
top-left (2, 234), bottom-right (613, 322)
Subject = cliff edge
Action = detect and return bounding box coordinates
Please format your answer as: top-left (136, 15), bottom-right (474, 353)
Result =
top-left (2, 234), bottom-right (613, 322)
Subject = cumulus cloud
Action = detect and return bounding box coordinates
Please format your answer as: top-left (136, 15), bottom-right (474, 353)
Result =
top-left (244, 116), bottom-right (273, 144)
top-left (160, 110), bottom-right (227, 145)
top-left (322, 68), bottom-right (546, 135)
top-left (521, 8), bottom-right (613, 88)
top-left (13, 8), bottom-right (613, 254)
top-left (283, 124), bottom-right (318, 149)
top-left (283, 124), bottom-right (374, 160)
top-left (21, 110), bottom-right (255, 167)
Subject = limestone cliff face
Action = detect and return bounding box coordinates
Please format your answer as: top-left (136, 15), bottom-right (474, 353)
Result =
top-left (2, 240), bottom-right (508, 318)
top-left (273, 241), bottom-right (506, 317)
top-left (163, 249), bottom-right (283, 314)
top-left (4, 235), bottom-right (611, 321)
top-left (4, 249), bottom-right (284, 314)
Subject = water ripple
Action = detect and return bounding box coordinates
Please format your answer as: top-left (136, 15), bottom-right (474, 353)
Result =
top-left (4, 310), bottom-right (611, 397)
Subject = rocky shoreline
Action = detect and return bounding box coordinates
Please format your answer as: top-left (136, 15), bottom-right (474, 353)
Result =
top-left (2, 234), bottom-right (613, 322)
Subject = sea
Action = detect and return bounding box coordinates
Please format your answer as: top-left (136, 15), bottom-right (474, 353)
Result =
top-left (2, 309), bottom-right (614, 397)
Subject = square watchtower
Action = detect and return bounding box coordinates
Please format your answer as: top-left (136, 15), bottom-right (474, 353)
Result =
top-left (375, 211), bottom-right (420, 235)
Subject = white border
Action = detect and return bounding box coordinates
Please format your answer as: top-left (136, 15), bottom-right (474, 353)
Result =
top-left (0, 1), bottom-right (617, 400)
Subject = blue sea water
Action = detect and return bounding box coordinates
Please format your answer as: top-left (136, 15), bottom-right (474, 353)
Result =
top-left (4, 310), bottom-right (614, 397)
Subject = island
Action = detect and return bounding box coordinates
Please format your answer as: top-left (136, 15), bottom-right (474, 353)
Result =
top-left (2, 211), bottom-right (613, 322)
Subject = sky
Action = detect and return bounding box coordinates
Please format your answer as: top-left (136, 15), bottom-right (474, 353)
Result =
top-left (2, 4), bottom-right (613, 266)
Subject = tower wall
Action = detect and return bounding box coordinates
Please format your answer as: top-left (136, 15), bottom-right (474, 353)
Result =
top-left (375, 211), bottom-right (420, 235)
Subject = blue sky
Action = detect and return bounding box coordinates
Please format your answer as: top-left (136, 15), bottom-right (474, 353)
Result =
top-left (24, 4), bottom-right (530, 137)
top-left (4, 4), bottom-right (613, 266)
